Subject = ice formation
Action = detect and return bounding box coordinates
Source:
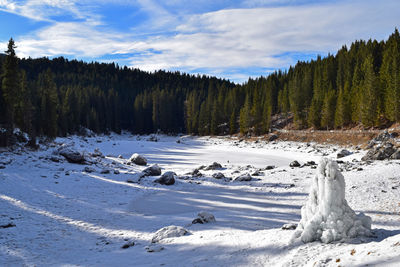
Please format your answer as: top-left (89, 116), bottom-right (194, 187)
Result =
top-left (292, 158), bottom-right (372, 243)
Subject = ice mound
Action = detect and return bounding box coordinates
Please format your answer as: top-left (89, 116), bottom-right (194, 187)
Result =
top-left (292, 158), bottom-right (372, 243)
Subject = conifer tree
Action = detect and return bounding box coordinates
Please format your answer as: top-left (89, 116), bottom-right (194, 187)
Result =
top-left (360, 55), bottom-right (378, 127)
top-left (229, 109), bottom-right (236, 135)
top-left (239, 94), bottom-right (251, 135)
top-left (382, 29), bottom-right (400, 122)
top-left (37, 69), bottom-right (59, 137)
top-left (198, 101), bottom-right (209, 135)
top-left (1, 38), bottom-right (19, 145)
top-left (334, 81), bottom-right (351, 128)
top-left (321, 88), bottom-right (336, 129)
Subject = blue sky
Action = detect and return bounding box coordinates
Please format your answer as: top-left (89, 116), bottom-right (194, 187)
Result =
top-left (0, 0), bottom-right (399, 83)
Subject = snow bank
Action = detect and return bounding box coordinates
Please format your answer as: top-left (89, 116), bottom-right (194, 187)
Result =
top-left (292, 158), bottom-right (372, 243)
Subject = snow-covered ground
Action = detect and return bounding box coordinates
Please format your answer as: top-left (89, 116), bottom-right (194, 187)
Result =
top-left (1, 134), bottom-right (399, 266)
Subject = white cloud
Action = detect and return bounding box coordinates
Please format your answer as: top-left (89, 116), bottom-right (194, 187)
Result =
top-left (127, 0), bottom-right (400, 72)
top-left (3, 0), bottom-right (400, 82)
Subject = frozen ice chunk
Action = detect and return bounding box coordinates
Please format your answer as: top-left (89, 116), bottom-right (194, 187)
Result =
top-left (292, 158), bottom-right (371, 243)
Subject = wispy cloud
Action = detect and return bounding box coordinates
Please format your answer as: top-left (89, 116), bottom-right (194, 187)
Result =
top-left (1, 0), bottom-right (399, 82)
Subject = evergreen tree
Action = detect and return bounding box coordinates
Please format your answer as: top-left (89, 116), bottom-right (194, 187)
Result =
top-left (382, 29), bottom-right (400, 122)
top-left (320, 88), bottom-right (336, 129)
top-left (239, 94), bottom-right (251, 135)
top-left (334, 81), bottom-right (351, 128)
top-left (1, 38), bottom-right (19, 145)
top-left (360, 55), bottom-right (379, 127)
top-left (229, 109), bottom-right (237, 135)
top-left (37, 69), bottom-right (59, 137)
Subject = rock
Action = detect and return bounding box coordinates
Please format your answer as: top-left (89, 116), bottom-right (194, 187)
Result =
top-left (154, 171), bottom-right (176, 185)
top-left (390, 149), bottom-right (400, 159)
top-left (114, 169), bottom-right (120, 175)
top-left (0, 222), bottom-right (16, 228)
top-left (234, 173), bottom-right (252, 181)
top-left (92, 148), bottom-right (104, 158)
top-left (59, 148), bottom-right (85, 164)
top-left (146, 135), bottom-right (159, 142)
top-left (83, 166), bottom-right (96, 173)
top-left (197, 165), bottom-right (206, 170)
top-left (151, 225), bottom-right (189, 243)
top-left (118, 155), bottom-right (124, 159)
top-left (212, 172), bottom-right (225, 179)
top-left (292, 158), bottom-right (372, 243)
top-left (337, 149), bottom-right (352, 158)
top-left (289, 160), bottom-right (301, 167)
top-left (121, 241), bottom-right (135, 249)
top-left (0, 158), bottom-right (12, 165)
top-left (100, 169), bottom-right (110, 174)
top-left (191, 218), bottom-right (204, 224)
top-left (268, 134), bottom-right (278, 142)
top-left (126, 173), bottom-right (144, 183)
top-left (362, 143), bottom-right (396, 161)
top-left (143, 164), bottom-right (162, 176)
top-left (145, 245), bottom-right (164, 253)
top-left (0, 165), bottom-right (5, 169)
top-left (129, 153), bottom-right (147, 166)
top-left (265, 165), bottom-right (275, 170)
top-left (192, 211), bottom-right (216, 224)
top-left (205, 162), bottom-right (223, 170)
top-left (374, 130), bottom-right (393, 142)
top-left (281, 223), bottom-right (297, 230)
top-left (49, 156), bottom-right (62, 163)
top-left (252, 170), bottom-right (264, 176)
top-left (189, 168), bottom-right (203, 177)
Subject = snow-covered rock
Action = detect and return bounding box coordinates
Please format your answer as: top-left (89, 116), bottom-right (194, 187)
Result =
top-left (234, 173), bottom-right (252, 181)
top-left (91, 148), bottom-right (104, 158)
top-left (145, 244), bottom-right (164, 252)
top-left (83, 166), bottom-right (96, 173)
top-left (129, 153), bottom-right (147, 166)
top-left (292, 158), bottom-right (372, 244)
top-left (192, 211), bottom-right (216, 224)
top-left (154, 171), bottom-right (176, 185)
top-left (151, 225), bottom-right (189, 243)
top-left (143, 164), bottom-right (162, 176)
top-left (100, 169), bottom-right (110, 174)
top-left (289, 160), bottom-right (301, 167)
top-left (205, 162), bottom-right (223, 170)
top-left (337, 149), bottom-right (352, 158)
top-left (59, 148), bottom-right (85, 164)
top-left (212, 172), bottom-right (225, 179)
top-left (146, 135), bottom-right (159, 142)
top-left (188, 168), bottom-right (203, 177)
top-left (281, 223), bottom-right (297, 230)
top-left (362, 143), bottom-right (397, 161)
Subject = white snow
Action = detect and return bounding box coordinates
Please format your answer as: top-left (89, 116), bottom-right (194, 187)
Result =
top-left (0, 133), bottom-right (399, 266)
top-left (292, 158), bottom-right (371, 244)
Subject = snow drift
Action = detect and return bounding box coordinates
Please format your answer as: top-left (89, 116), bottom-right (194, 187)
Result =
top-left (292, 158), bottom-right (372, 243)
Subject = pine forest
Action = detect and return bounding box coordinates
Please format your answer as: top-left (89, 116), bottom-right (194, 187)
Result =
top-left (1, 29), bottom-right (400, 146)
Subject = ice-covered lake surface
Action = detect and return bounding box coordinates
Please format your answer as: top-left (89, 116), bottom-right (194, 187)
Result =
top-left (1, 134), bottom-right (400, 266)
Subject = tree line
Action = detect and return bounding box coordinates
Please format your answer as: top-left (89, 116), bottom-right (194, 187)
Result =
top-left (1, 29), bottom-right (400, 146)
top-left (185, 29), bottom-right (400, 134)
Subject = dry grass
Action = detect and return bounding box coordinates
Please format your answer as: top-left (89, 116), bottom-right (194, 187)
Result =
top-left (275, 130), bottom-right (379, 147)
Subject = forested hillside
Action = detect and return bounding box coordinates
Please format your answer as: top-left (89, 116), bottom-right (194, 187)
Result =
top-left (1, 29), bottom-right (400, 146)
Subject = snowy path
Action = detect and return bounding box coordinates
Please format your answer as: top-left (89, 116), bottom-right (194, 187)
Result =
top-left (1, 134), bottom-right (400, 266)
